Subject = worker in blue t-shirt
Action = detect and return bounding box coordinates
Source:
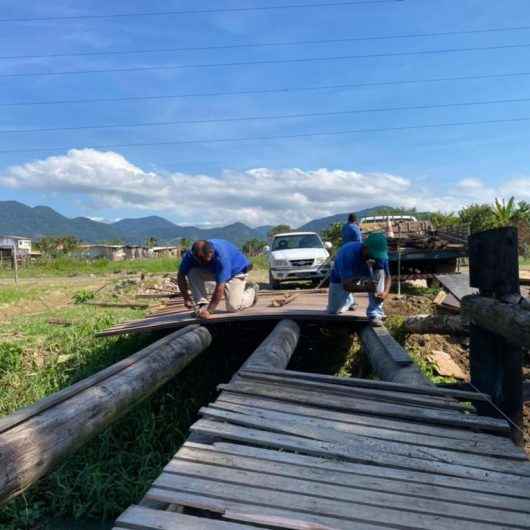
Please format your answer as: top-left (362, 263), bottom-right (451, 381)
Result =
top-left (177, 239), bottom-right (257, 319)
top-left (327, 233), bottom-right (391, 326)
top-left (341, 213), bottom-right (363, 245)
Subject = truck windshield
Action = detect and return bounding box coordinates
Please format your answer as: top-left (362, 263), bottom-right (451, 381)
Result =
top-left (272, 234), bottom-right (323, 250)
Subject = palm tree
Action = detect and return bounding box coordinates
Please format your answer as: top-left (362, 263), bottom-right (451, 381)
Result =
top-left (492, 197), bottom-right (517, 227)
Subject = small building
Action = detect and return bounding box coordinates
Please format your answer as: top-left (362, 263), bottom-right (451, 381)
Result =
top-left (78, 244), bottom-right (127, 261)
top-left (149, 246), bottom-right (182, 258)
top-left (124, 245), bottom-right (149, 260)
top-left (0, 235), bottom-right (32, 264)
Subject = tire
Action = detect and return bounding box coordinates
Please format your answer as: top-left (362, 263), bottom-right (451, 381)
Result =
top-left (269, 271), bottom-right (281, 290)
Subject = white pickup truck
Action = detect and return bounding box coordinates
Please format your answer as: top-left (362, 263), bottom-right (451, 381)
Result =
top-left (265, 232), bottom-right (332, 289)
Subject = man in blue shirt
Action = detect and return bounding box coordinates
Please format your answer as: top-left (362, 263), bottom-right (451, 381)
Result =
top-left (341, 213), bottom-right (363, 245)
top-left (177, 239), bottom-right (256, 319)
top-left (327, 232), bottom-right (391, 326)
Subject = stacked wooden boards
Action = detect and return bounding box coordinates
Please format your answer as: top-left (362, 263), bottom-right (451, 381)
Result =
top-left (113, 368), bottom-right (530, 530)
top-left (98, 292), bottom-right (369, 337)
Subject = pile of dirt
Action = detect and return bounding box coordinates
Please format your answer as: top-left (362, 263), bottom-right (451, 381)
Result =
top-left (385, 294), bottom-right (434, 316)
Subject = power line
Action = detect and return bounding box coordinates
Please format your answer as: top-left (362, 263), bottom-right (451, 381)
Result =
top-left (1, 115), bottom-right (529, 155)
top-left (0, 2), bottom-right (402, 23)
top-left (3, 25), bottom-right (530, 60)
top-left (3, 42), bottom-right (530, 79)
top-left (2, 96), bottom-right (530, 134)
top-left (3, 71), bottom-right (530, 108)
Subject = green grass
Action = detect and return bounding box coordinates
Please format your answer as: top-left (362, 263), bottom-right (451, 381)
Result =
top-left (0, 300), bottom-right (268, 529)
top-left (0, 285), bottom-right (48, 305)
top-left (0, 254), bottom-right (268, 279)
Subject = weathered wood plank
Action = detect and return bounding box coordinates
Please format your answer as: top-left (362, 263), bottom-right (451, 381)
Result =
top-left (163, 459), bottom-right (530, 527)
top-left (153, 472), bottom-right (523, 530)
top-left (116, 505), bottom-right (259, 529)
top-left (211, 400), bottom-right (526, 459)
top-left (244, 367), bottom-right (489, 402)
top-left (404, 313), bottom-right (469, 336)
top-left (144, 488), bottom-right (389, 530)
top-left (191, 419), bottom-right (530, 486)
top-left (238, 370), bottom-right (468, 411)
top-left (200, 407), bottom-right (530, 475)
top-left (218, 380), bottom-right (510, 433)
top-left (217, 392), bottom-right (504, 444)
top-left (175, 445), bottom-right (530, 512)
top-left (206, 442), bottom-right (530, 499)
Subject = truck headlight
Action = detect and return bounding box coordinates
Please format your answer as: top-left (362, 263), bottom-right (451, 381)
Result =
top-left (272, 259), bottom-right (289, 267)
top-left (314, 257), bottom-right (327, 266)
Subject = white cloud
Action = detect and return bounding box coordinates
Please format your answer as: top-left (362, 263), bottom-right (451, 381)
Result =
top-left (1, 149), bottom-right (527, 226)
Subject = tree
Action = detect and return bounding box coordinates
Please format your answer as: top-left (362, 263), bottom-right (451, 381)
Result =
top-left (458, 203), bottom-right (496, 233)
top-left (35, 235), bottom-right (79, 256)
top-left (430, 211), bottom-right (459, 229)
top-left (321, 223), bottom-right (342, 251)
top-left (180, 237), bottom-right (192, 251)
top-left (242, 239), bottom-right (267, 256)
top-left (491, 197), bottom-right (530, 227)
top-left (268, 225), bottom-right (292, 238)
top-left (146, 236), bottom-right (158, 248)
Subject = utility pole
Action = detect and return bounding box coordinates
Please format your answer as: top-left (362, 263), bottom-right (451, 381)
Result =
top-left (12, 243), bottom-right (18, 284)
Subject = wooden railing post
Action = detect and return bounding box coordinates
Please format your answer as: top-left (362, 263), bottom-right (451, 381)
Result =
top-left (468, 227), bottom-right (523, 445)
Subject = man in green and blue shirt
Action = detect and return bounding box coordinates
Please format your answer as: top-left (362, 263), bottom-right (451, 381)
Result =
top-left (328, 233), bottom-right (391, 326)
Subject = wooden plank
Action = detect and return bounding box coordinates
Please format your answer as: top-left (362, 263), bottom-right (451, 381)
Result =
top-left (116, 505), bottom-right (259, 529)
top-left (191, 419), bottom-right (530, 486)
top-left (163, 459), bottom-right (530, 527)
top-left (243, 367), bottom-right (490, 402)
top-left (200, 407), bottom-right (530, 476)
top-left (0, 325), bottom-right (199, 434)
top-left (370, 325), bottom-right (413, 365)
top-left (96, 292), bottom-right (370, 337)
top-left (211, 400), bottom-right (525, 459)
top-left (217, 380), bottom-right (510, 433)
top-left (237, 371), bottom-right (468, 411)
top-left (435, 273), bottom-right (477, 301)
top-left (175, 445), bottom-right (530, 512)
top-left (216, 392), bottom-right (520, 450)
top-left (206, 441), bottom-right (530, 499)
top-left (153, 471), bottom-right (524, 530)
top-left (144, 488), bottom-right (390, 530)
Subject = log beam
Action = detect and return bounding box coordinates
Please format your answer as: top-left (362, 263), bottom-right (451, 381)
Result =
top-left (239, 319), bottom-right (301, 373)
top-left (358, 326), bottom-right (433, 388)
top-left (0, 326), bottom-right (212, 505)
top-left (462, 295), bottom-right (530, 348)
top-left (404, 314), bottom-right (469, 336)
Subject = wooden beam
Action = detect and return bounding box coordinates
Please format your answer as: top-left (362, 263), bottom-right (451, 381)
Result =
top-left (462, 295), bottom-right (530, 347)
top-left (0, 326), bottom-right (212, 505)
top-left (238, 319), bottom-right (300, 373)
top-left (467, 227), bottom-right (524, 446)
top-left (404, 314), bottom-right (469, 336)
top-left (358, 325), bottom-right (433, 387)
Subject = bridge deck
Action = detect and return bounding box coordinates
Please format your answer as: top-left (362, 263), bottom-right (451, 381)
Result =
top-left (113, 367), bottom-right (530, 530)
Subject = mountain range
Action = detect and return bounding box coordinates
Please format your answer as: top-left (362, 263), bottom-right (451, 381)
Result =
top-left (0, 200), bottom-right (393, 246)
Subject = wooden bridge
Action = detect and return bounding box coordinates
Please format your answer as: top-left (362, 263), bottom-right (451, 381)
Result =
top-left (113, 319), bottom-right (530, 530)
top-left (1, 228), bottom-right (529, 529)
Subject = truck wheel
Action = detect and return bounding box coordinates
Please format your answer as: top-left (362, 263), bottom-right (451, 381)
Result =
top-left (269, 272), bottom-right (281, 290)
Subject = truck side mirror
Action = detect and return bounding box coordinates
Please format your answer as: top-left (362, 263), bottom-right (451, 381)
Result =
top-left (324, 241), bottom-right (333, 250)
top-left (263, 245), bottom-right (271, 253)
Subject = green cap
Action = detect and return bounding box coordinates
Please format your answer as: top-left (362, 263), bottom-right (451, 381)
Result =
top-left (365, 232), bottom-right (388, 260)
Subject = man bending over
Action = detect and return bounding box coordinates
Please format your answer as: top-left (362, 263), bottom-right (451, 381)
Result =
top-left (177, 239), bottom-right (257, 320)
top-left (327, 232), bottom-right (391, 326)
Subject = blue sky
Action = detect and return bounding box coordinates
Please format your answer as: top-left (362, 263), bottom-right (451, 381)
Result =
top-left (1, 0), bottom-right (530, 227)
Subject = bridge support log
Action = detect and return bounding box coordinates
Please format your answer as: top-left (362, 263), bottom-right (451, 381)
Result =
top-left (0, 325), bottom-right (212, 505)
top-left (359, 326), bottom-right (433, 387)
top-left (404, 314), bottom-right (469, 336)
top-left (240, 319), bottom-right (301, 372)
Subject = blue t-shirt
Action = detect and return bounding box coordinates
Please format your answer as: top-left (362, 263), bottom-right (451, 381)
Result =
top-left (341, 223), bottom-right (363, 245)
top-left (179, 239), bottom-right (251, 284)
top-left (330, 241), bottom-right (390, 284)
